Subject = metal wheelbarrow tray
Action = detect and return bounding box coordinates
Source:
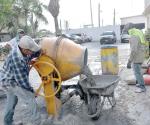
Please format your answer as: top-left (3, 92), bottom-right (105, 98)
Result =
top-left (78, 75), bottom-right (120, 120)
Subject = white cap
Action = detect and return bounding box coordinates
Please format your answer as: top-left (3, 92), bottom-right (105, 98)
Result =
top-left (19, 35), bottom-right (41, 52)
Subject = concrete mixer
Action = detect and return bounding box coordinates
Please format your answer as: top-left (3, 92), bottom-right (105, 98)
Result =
top-left (31, 36), bottom-right (88, 116)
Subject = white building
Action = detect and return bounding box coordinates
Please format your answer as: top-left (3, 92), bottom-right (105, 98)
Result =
top-left (144, 0), bottom-right (150, 29)
top-left (120, 15), bottom-right (146, 32)
top-left (120, 15), bottom-right (146, 25)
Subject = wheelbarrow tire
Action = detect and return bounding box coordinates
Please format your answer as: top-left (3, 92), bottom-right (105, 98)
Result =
top-left (92, 115), bottom-right (100, 120)
top-left (88, 95), bottom-right (98, 114)
top-left (92, 98), bottom-right (104, 120)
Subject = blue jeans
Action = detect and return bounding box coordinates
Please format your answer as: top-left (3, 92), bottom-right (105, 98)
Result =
top-left (4, 90), bottom-right (18, 125)
top-left (3, 86), bottom-right (41, 125)
top-left (133, 63), bottom-right (146, 89)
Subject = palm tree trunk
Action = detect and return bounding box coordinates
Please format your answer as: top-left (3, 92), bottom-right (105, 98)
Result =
top-left (24, 9), bottom-right (28, 32)
top-left (0, 25), bottom-right (5, 32)
top-left (54, 17), bottom-right (60, 36)
top-left (30, 13), bottom-right (36, 37)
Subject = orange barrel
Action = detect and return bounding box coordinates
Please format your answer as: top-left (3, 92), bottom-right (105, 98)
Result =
top-left (40, 37), bottom-right (88, 81)
top-left (101, 45), bottom-right (119, 75)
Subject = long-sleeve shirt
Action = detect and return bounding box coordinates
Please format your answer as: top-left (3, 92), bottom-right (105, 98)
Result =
top-left (8, 36), bottom-right (20, 50)
top-left (129, 36), bottom-right (145, 63)
top-left (0, 46), bottom-right (40, 92)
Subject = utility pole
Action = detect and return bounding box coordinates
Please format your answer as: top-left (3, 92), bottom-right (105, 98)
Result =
top-left (59, 19), bottom-right (62, 32)
top-left (64, 20), bottom-right (69, 31)
top-left (90, 0), bottom-right (93, 27)
top-left (98, 3), bottom-right (102, 27)
top-left (98, 3), bottom-right (100, 27)
top-left (113, 8), bottom-right (116, 26)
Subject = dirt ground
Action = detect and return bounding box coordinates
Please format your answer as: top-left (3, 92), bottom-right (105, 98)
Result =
top-left (0, 42), bottom-right (150, 125)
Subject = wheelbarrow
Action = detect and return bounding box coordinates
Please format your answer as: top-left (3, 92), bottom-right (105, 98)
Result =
top-left (78, 75), bottom-right (120, 120)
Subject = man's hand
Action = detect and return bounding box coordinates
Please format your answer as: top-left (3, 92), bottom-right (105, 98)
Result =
top-left (5, 43), bottom-right (11, 50)
top-left (29, 58), bottom-right (37, 65)
top-left (127, 61), bottom-right (131, 69)
top-left (40, 49), bottom-right (46, 55)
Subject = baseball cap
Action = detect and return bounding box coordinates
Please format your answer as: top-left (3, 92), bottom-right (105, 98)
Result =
top-left (17, 29), bottom-right (25, 34)
top-left (19, 35), bottom-right (41, 52)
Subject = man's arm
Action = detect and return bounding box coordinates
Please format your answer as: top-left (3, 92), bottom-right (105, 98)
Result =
top-left (128, 36), bottom-right (139, 62)
top-left (11, 54), bottom-right (34, 92)
top-left (7, 38), bottom-right (16, 48)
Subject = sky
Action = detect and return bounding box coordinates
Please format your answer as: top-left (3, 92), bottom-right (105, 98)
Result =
top-left (40, 0), bottom-right (144, 32)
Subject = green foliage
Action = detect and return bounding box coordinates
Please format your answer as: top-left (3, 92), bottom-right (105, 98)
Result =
top-left (145, 29), bottom-right (150, 58)
top-left (0, 46), bottom-right (10, 57)
top-left (48, 0), bottom-right (60, 36)
top-left (48, 0), bottom-right (59, 17)
top-left (145, 29), bottom-right (150, 42)
top-left (0, 0), bottom-right (15, 31)
top-left (0, 0), bottom-right (48, 37)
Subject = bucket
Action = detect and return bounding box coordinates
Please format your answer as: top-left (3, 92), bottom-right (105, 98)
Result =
top-left (40, 37), bottom-right (88, 81)
top-left (101, 45), bottom-right (119, 75)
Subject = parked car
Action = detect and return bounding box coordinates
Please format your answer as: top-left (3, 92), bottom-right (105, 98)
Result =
top-left (100, 31), bottom-right (117, 44)
top-left (121, 33), bottom-right (130, 43)
top-left (62, 34), bottom-right (82, 44)
top-left (71, 34), bottom-right (83, 44)
top-left (72, 33), bottom-right (92, 42)
top-left (62, 34), bottom-right (72, 40)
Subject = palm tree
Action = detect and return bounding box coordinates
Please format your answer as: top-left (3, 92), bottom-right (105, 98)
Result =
top-left (28, 1), bottom-right (48, 37)
top-left (0, 0), bottom-right (48, 36)
top-left (13, 0), bottom-right (48, 36)
top-left (0, 0), bottom-right (15, 32)
top-left (48, 0), bottom-right (60, 36)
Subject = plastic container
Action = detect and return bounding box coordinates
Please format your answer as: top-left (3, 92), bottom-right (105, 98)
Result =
top-left (143, 74), bottom-right (150, 85)
top-left (101, 45), bottom-right (119, 75)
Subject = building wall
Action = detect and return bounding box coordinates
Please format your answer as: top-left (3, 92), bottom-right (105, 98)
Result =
top-left (144, 0), bottom-right (150, 29)
top-left (64, 25), bottom-right (121, 42)
top-left (145, 0), bottom-right (150, 8)
top-left (146, 14), bottom-right (150, 29)
top-left (121, 15), bottom-right (146, 25)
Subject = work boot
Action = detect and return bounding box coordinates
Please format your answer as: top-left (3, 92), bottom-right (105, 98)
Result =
top-left (135, 83), bottom-right (140, 87)
top-left (135, 87), bottom-right (146, 93)
top-left (135, 80), bottom-right (140, 87)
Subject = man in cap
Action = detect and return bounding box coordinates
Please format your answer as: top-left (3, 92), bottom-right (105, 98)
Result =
top-left (6, 29), bottom-right (25, 51)
top-left (123, 23), bottom-right (146, 93)
top-left (0, 35), bottom-right (43, 125)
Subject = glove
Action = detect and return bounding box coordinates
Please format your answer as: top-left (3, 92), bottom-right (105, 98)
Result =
top-left (127, 61), bottom-right (131, 69)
